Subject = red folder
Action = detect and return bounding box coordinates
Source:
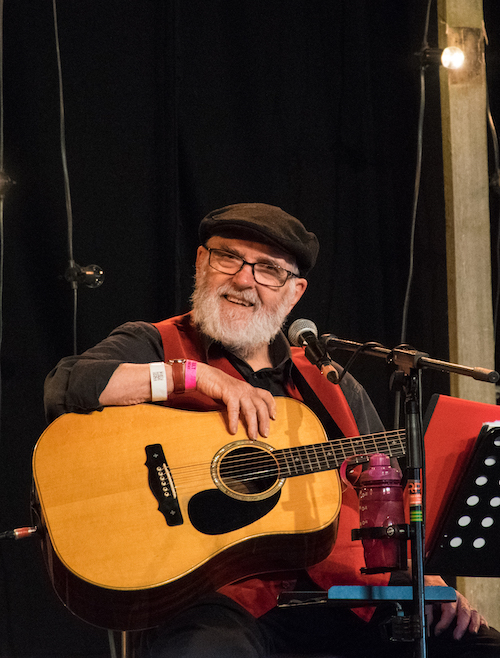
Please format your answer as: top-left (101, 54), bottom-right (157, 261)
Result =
top-left (423, 394), bottom-right (500, 555)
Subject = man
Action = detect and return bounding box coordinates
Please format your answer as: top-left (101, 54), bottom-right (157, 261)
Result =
top-left (45, 203), bottom-right (497, 657)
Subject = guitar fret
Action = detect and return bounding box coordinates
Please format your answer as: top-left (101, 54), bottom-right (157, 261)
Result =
top-left (312, 445), bottom-right (323, 471)
top-left (319, 442), bottom-right (340, 469)
top-left (274, 429), bottom-right (406, 479)
top-left (280, 447), bottom-right (301, 477)
top-left (278, 449), bottom-right (296, 477)
top-left (291, 447), bottom-right (304, 474)
top-left (301, 445), bottom-right (314, 473)
top-left (319, 443), bottom-right (334, 469)
top-left (302, 445), bottom-right (323, 472)
top-left (347, 436), bottom-right (359, 457)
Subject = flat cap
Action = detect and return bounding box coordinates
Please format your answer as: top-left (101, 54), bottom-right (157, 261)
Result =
top-left (199, 203), bottom-right (319, 276)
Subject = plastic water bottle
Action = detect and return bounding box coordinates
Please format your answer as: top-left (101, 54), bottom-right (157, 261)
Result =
top-left (358, 453), bottom-right (405, 572)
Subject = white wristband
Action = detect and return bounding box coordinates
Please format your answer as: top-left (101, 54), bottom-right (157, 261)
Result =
top-left (150, 362), bottom-right (168, 402)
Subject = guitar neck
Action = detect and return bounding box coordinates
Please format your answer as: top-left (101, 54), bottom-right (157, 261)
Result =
top-left (275, 429), bottom-right (406, 478)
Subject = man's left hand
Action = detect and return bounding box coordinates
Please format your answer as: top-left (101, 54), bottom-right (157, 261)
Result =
top-left (424, 575), bottom-right (489, 639)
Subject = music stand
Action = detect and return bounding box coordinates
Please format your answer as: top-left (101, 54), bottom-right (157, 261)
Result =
top-left (425, 422), bottom-right (500, 577)
top-left (318, 339), bottom-right (499, 658)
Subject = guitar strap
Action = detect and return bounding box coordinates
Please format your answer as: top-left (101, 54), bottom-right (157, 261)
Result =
top-left (154, 313), bottom-right (390, 620)
top-left (289, 363), bottom-right (344, 441)
top-left (153, 313), bottom-right (358, 438)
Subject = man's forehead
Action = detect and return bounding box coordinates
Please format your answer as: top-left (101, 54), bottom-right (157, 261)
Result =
top-left (206, 235), bottom-right (296, 265)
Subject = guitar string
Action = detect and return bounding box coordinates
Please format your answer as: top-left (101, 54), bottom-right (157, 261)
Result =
top-left (168, 433), bottom-right (407, 486)
top-left (168, 450), bottom-right (407, 493)
top-left (168, 429), bottom-right (406, 479)
top-left (168, 427), bottom-right (406, 476)
top-left (168, 429), bottom-right (406, 486)
top-left (168, 442), bottom-right (407, 492)
top-left (210, 442), bottom-right (407, 484)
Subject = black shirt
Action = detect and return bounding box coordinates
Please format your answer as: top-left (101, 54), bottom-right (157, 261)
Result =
top-left (44, 320), bottom-right (383, 436)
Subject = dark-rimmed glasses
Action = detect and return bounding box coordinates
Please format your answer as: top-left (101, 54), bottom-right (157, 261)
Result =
top-left (205, 247), bottom-right (299, 287)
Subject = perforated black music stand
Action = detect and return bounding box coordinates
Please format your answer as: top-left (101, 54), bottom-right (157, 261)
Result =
top-left (425, 423), bottom-right (500, 577)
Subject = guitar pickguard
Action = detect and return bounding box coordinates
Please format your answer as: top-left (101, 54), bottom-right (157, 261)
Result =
top-left (188, 488), bottom-right (281, 535)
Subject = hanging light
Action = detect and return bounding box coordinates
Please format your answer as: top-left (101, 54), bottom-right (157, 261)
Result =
top-left (441, 46), bottom-right (465, 70)
top-left (420, 47), bottom-right (465, 69)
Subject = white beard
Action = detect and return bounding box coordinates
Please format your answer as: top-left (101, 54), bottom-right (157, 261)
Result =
top-left (191, 269), bottom-right (296, 360)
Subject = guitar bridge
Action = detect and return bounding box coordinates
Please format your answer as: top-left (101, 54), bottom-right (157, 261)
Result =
top-left (145, 444), bottom-right (183, 526)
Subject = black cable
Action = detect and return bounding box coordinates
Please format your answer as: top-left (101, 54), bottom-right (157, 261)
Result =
top-left (399, 66), bottom-right (425, 347)
top-left (0, 5), bottom-right (20, 657)
top-left (0, 0), bottom-right (5, 411)
top-left (399, 0), bottom-right (432, 346)
top-left (394, 0), bottom-right (433, 431)
top-left (52, 0), bottom-right (79, 355)
top-left (0, 9), bottom-right (9, 658)
top-left (334, 342), bottom-right (386, 385)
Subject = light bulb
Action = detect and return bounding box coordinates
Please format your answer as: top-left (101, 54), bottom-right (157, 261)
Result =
top-left (441, 46), bottom-right (465, 70)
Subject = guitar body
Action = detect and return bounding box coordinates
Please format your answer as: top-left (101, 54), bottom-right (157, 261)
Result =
top-left (32, 398), bottom-right (341, 630)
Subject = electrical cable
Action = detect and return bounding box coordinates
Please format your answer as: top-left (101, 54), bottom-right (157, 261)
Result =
top-left (399, 0), bottom-right (432, 347)
top-left (394, 0), bottom-right (432, 431)
top-left (332, 342), bottom-right (386, 385)
top-left (52, 1), bottom-right (104, 355)
top-left (52, 0), bottom-right (78, 355)
top-left (0, 11), bottom-right (8, 658)
top-left (0, 0), bottom-right (5, 408)
top-left (402, 4), bottom-right (500, 366)
top-left (0, 0), bottom-right (15, 427)
top-left (399, 66), bottom-right (425, 347)
top-left (0, 4), bottom-right (21, 657)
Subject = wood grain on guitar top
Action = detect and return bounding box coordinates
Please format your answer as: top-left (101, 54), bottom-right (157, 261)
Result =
top-left (32, 397), bottom-right (405, 630)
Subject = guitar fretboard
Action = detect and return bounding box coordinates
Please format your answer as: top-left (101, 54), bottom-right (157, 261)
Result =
top-left (275, 429), bottom-right (406, 478)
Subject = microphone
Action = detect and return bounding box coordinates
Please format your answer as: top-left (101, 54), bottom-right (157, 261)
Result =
top-left (288, 319), bottom-right (340, 384)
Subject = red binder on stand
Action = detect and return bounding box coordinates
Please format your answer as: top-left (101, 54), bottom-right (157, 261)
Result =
top-left (423, 394), bottom-right (500, 576)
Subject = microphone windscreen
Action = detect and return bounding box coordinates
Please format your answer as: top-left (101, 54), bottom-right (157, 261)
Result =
top-left (288, 318), bottom-right (318, 347)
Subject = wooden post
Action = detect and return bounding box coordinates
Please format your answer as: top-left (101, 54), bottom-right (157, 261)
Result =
top-left (437, 0), bottom-right (499, 629)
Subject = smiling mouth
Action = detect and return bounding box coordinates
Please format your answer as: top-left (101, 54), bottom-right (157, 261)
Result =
top-left (223, 294), bottom-right (254, 307)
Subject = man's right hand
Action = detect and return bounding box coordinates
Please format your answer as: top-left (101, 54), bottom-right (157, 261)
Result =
top-left (98, 361), bottom-right (276, 441)
top-left (195, 362), bottom-right (276, 440)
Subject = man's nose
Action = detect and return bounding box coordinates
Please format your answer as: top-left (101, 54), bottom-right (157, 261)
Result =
top-left (231, 262), bottom-right (255, 286)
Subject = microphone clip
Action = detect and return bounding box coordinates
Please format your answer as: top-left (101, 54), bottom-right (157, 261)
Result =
top-left (304, 342), bottom-right (340, 384)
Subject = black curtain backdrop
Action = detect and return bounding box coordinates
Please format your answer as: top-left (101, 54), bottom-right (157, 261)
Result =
top-left (0, 2), bottom-right (498, 656)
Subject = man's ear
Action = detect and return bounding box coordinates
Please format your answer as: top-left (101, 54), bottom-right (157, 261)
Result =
top-left (195, 245), bottom-right (208, 273)
top-left (287, 278), bottom-right (308, 312)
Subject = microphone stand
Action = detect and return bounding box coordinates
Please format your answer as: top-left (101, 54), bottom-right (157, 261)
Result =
top-left (321, 335), bottom-right (498, 658)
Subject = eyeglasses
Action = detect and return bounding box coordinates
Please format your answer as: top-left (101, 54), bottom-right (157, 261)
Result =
top-left (205, 247), bottom-right (299, 287)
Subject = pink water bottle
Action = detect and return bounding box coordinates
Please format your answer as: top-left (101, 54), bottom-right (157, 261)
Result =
top-left (358, 453), bottom-right (406, 572)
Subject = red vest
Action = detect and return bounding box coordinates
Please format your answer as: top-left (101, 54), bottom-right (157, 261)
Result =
top-left (154, 313), bottom-right (389, 618)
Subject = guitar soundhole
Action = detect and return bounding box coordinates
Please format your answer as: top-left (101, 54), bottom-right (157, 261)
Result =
top-left (213, 442), bottom-right (283, 501)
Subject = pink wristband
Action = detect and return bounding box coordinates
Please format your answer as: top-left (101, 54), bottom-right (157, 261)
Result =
top-left (185, 360), bottom-right (197, 390)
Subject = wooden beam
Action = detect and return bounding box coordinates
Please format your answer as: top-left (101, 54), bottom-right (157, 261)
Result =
top-left (438, 0), bottom-right (495, 404)
top-left (437, 0), bottom-right (499, 630)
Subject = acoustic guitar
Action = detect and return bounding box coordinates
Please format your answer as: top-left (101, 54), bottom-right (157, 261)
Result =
top-left (31, 397), bottom-right (405, 631)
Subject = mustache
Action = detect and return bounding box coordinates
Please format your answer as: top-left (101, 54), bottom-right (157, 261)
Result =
top-left (216, 283), bottom-right (261, 308)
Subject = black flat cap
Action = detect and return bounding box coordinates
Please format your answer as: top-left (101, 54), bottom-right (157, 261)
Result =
top-left (199, 203), bottom-right (319, 276)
